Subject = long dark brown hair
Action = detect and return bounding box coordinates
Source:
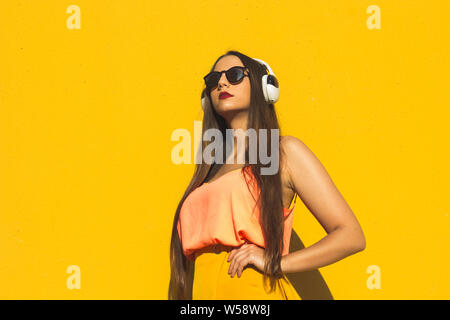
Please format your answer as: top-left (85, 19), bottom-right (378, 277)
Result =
top-left (169, 50), bottom-right (288, 299)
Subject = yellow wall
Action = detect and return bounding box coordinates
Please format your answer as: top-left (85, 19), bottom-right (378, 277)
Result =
top-left (0, 0), bottom-right (448, 299)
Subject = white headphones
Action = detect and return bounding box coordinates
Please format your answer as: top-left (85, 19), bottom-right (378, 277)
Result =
top-left (201, 57), bottom-right (280, 111)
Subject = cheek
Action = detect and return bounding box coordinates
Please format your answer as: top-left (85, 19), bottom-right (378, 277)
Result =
top-left (242, 82), bottom-right (251, 103)
top-left (210, 91), bottom-right (219, 105)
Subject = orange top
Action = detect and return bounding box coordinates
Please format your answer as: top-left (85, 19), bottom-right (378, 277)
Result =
top-left (177, 166), bottom-right (297, 261)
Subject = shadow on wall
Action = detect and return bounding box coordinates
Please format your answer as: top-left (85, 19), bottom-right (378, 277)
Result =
top-left (286, 229), bottom-right (334, 300)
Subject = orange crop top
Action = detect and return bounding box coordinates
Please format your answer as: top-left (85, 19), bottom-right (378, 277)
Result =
top-left (177, 166), bottom-right (297, 261)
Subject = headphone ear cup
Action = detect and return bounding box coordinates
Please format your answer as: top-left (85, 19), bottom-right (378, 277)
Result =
top-left (261, 74), bottom-right (269, 103)
top-left (265, 74), bottom-right (280, 103)
top-left (253, 57), bottom-right (280, 104)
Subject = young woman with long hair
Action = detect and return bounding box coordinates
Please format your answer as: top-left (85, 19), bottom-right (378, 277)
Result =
top-left (169, 50), bottom-right (366, 300)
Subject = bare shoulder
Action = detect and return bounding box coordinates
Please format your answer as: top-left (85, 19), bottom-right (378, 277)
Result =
top-left (279, 135), bottom-right (321, 188)
top-left (280, 135), bottom-right (311, 161)
top-left (280, 135), bottom-right (306, 148)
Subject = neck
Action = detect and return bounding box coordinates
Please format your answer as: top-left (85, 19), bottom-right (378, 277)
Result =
top-left (224, 110), bottom-right (248, 132)
top-left (222, 110), bottom-right (249, 165)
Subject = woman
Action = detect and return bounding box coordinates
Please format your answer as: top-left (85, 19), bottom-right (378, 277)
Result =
top-left (169, 50), bottom-right (366, 300)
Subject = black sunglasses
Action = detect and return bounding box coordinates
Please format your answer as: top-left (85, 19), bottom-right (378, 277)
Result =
top-left (203, 66), bottom-right (249, 89)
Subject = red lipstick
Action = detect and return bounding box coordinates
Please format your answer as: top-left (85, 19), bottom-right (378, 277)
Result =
top-left (219, 92), bottom-right (233, 99)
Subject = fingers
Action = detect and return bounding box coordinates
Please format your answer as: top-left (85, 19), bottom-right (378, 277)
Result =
top-left (228, 250), bottom-right (245, 277)
top-left (227, 243), bottom-right (247, 263)
top-left (227, 244), bottom-right (252, 278)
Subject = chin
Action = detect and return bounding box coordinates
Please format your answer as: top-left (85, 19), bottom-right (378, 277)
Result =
top-left (216, 105), bottom-right (247, 115)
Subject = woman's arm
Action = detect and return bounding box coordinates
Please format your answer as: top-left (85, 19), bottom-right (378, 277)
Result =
top-left (280, 136), bottom-right (366, 274)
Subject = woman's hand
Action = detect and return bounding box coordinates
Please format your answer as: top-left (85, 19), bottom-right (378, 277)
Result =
top-left (227, 243), bottom-right (266, 278)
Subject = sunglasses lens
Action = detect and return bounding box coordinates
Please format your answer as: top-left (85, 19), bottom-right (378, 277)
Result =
top-left (205, 73), bottom-right (220, 88)
top-left (226, 67), bottom-right (245, 83)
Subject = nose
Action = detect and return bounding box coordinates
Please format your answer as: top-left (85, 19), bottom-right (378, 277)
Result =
top-left (217, 72), bottom-right (230, 89)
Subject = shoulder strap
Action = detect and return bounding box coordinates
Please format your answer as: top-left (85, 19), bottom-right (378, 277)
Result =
top-left (287, 192), bottom-right (298, 210)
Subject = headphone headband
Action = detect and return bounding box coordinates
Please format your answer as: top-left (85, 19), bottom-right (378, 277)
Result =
top-left (252, 57), bottom-right (277, 77)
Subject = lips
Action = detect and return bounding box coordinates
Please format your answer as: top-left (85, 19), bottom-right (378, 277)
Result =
top-left (219, 92), bottom-right (233, 99)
